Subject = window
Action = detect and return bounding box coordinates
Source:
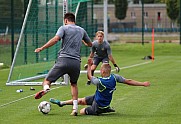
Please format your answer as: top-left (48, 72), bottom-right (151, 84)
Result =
top-left (157, 12), bottom-right (161, 20)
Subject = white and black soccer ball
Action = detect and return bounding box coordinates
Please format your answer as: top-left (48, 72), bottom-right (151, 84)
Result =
top-left (38, 101), bottom-right (51, 114)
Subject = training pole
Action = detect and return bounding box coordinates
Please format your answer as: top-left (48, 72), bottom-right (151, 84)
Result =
top-left (151, 19), bottom-right (154, 62)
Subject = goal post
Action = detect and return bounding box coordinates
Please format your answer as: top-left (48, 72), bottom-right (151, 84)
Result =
top-left (6, 0), bottom-right (96, 86)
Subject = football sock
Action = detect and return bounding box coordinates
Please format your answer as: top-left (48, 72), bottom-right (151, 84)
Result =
top-left (43, 84), bottom-right (50, 91)
top-left (60, 101), bottom-right (67, 106)
top-left (73, 100), bottom-right (78, 112)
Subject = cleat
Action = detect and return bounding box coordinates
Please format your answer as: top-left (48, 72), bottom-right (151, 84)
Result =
top-left (70, 110), bottom-right (78, 116)
top-left (84, 64), bottom-right (88, 70)
top-left (50, 98), bottom-right (64, 107)
top-left (106, 107), bottom-right (115, 113)
top-left (86, 80), bottom-right (91, 85)
top-left (34, 90), bottom-right (48, 99)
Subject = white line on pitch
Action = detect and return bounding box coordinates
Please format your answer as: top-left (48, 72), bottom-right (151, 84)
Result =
top-left (0, 61), bottom-right (151, 108)
top-left (0, 86), bottom-right (61, 108)
top-left (80, 61), bottom-right (151, 73)
top-left (119, 61), bottom-right (151, 70)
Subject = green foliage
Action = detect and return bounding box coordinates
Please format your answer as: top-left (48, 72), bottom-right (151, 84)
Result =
top-left (158, 0), bottom-right (168, 3)
top-left (144, 0), bottom-right (155, 3)
top-left (166, 0), bottom-right (179, 22)
top-left (115, 0), bottom-right (128, 20)
top-left (0, 0), bottom-right (23, 29)
top-left (94, 0), bottom-right (115, 4)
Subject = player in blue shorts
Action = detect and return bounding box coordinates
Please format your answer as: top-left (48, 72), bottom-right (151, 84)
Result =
top-left (34, 12), bottom-right (92, 116)
top-left (85, 31), bottom-right (120, 85)
top-left (50, 58), bottom-right (150, 115)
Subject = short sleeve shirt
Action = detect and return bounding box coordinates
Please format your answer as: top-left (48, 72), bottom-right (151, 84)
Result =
top-left (91, 40), bottom-right (112, 58)
top-left (56, 24), bottom-right (91, 61)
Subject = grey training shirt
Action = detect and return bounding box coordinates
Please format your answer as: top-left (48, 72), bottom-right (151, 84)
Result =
top-left (91, 40), bottom-right (112, 58)
top-left (56, 24), bottom-right (91, 61)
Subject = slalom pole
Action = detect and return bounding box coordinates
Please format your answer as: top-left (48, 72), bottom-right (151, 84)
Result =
top-left (151, 21), bottom-right (154, 62)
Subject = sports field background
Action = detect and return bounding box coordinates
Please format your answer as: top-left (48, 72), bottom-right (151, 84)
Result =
top-left (0, 43), bottom-right (181, 124)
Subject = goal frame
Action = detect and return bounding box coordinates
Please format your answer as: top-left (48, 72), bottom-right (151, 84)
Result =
top-left (6, 0), bottom-right (70, 86)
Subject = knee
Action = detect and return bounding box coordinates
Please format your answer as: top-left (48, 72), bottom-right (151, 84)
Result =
top-left (78, 98), bottom-right (86, 105)
top-left (80, 108), bottom-right (86, 115)
top-left (71, 83), bottom-right (77, 87)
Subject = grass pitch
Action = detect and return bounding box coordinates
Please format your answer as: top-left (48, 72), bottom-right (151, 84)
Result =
top-left (0, 43), bottom-right (181, 124)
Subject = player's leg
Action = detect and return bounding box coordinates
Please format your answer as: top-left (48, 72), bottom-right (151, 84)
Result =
top-left (35, 58), bottom-right (66, 99)
top-left (81, 99), bottom-right (99, 115)
top-left (102, 57), bottom-right (109, 63)
top-left (34, 79), bottom-right (51, 99)
top-left (50, 97), bottom-right (87, 107)
top-left (70, 83), bottom-right (78, 116)
top-left (68, 59), bottom-right (81, 116)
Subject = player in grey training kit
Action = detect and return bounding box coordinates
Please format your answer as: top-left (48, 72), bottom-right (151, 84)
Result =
top-left (85, 31), bottom-right (120, 85)
top-left (34, 12), bottom-right (92, 116)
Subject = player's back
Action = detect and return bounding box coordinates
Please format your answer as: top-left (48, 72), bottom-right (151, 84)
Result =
top-left (57, 24), bottom-right (88, 60)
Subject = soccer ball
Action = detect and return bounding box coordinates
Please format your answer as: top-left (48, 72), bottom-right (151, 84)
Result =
top-left (38, 101), bottom-right (51, 114)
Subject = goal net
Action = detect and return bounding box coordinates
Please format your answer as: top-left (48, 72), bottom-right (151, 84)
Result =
top-left (6, 0), bottom-right (96, 86)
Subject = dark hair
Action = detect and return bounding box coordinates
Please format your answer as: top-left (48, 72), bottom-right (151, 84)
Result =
top-left (64, 12), bottom-right (75, 22)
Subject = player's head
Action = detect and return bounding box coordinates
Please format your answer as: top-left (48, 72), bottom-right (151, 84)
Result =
top-left (96, 31), bottom-right (104, 43)
top-left (100, 62), bottom-right (111, 77)
top-left (64, 12), bottom-right (75, 25)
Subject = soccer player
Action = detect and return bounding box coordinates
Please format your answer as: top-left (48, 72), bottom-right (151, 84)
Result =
top-left (85, 31), bottom-right (120, 85)
top-left (50, 58), bottom-right (150, 115)
top-left (34, 12), bottom-right (92, 116)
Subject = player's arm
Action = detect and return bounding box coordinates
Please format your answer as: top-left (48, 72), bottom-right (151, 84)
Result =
top-left (89, 52), bottom-right (94, 59)
top-left (82, 40), bottom-right (92, 47)
top-left (108, 54), bottom-right (116, 65)
top-left (108, 55), bottom-right (120, 72)
top-left (124, 79), bottom-right (150, 87)
top-left (35, 35), bottom-right (60, 53)
top-left (106, 44), bottom-right (120, 72)
top-left (82, 30), bottom-right (92, 47)
top-left (87, 58), bottom-right (99, 85)
top-left (114, 74), bottom-right (150, 87)
top-left (87, 58), bottom-right (93, 80)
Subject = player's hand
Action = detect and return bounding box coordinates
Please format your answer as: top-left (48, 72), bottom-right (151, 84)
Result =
top-left (115, 67), bottom-right (120, 72)
top-left (143, 82), bottom-right (150, 87)
top-left (114, 64), bottom-right (120, 72)
top-left (34, 48), bottom-right (43, 53)
top-left (87, 58), bottom-right (93, 66)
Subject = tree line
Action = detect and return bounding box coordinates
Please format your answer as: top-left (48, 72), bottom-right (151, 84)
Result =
top-left (0, 0), bottom-right (180, 30)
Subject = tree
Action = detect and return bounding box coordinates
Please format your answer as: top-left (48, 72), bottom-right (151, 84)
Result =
top-left (144, 0), bottom-right (155, 3)
top-left (166, 0), bottom-right (179, 27)
top-left (115, 0), bottom-right (128, 20)
top-left (0, 0), bottom-right (23, 29)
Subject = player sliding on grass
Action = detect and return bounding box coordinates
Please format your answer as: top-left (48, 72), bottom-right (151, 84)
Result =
top-left (84, 31), bottom-right (120, 85)
top-left (50, 58), bottom-right (150, 115)
top-left (34, 12), bottom-right (92, 116)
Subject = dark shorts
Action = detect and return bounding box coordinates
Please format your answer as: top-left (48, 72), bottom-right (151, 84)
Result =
top-left (93, 57), bottom-right (109, 66)
top-left (46, 57), bottom-right (80, 84)
top-left (85, 95), bottom-right (113, 115)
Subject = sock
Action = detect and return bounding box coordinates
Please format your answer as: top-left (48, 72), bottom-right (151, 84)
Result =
top-left (73, 100), bottom-right (78, 112)
top-left (61, 101), bottom-right (67, 106)
top-left (43, 84), bottom-right (50, 91)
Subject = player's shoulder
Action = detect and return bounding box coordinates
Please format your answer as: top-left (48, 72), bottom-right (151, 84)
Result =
top-left (104, 40), bottom-right (110, 45)
top-left (112, 73), bottom-right (121, 79)
top-left (92, 40), bottom-right (98, 45)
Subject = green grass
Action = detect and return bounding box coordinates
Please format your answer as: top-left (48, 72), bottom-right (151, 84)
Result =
top-left (0, 43), bottom-right (181, 124)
